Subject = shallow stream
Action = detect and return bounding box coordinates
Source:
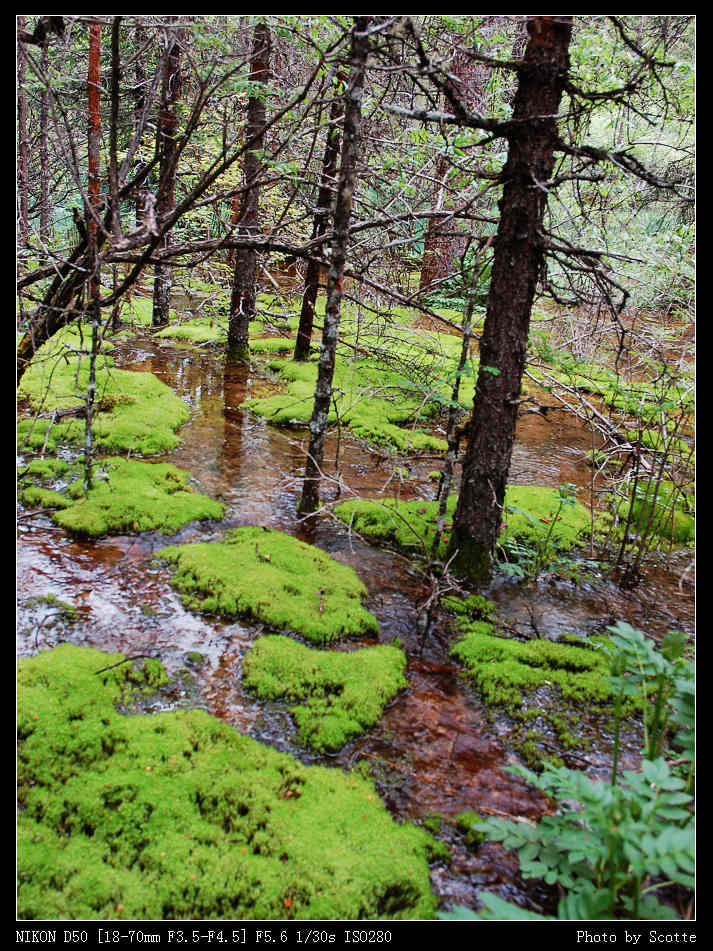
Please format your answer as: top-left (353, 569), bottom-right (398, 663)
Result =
top-left (16, 329), bottom-right (695, 916)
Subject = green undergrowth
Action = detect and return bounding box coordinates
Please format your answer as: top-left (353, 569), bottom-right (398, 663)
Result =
top-left (335, 485), bottom-right (593, 563)
top-left (616, 480), bottom-right (695, 544)
top-left (242, 635), bottom-right (407, 753)
top-left (18, 645), bottom-right (437, 920)
top-left (159, 526), bottom-right (379, 643)
top-left (443, 595), bottom-right (633, 768)
top-left (19, 456), bottom-right (223, 537)
top-left (18, 326), bottom-right (190, 456)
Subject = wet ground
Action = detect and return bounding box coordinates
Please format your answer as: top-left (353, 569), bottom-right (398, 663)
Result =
top-left (16, 328), bottom-right (695, 916)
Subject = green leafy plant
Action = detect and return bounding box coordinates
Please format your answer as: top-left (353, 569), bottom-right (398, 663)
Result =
top-left (440, 622), bottom-right (694, 921)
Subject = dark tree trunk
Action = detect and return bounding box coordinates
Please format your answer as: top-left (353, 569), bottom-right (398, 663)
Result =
top-left (227, 21), bottom-right (271, 355)
top-left (134, 24), bottom-right (147, 229)
top-left (17, 18), bottom-right (29, 248)
top-left (39, 42), bottom-right (51, 242)
top-left (449, 15), bottom-right (573, 582)
top-left (83, 20), bottom-right (102, 493)
top-left (293, 71), bottom-right (344, 362)
top-left (152, 25), bottom-right (182, 328)
top-left (298, 17), bottom-right (370, 514)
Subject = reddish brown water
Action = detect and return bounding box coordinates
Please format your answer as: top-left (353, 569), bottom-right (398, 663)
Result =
top-left (16, 330), bottom-right (694, 916)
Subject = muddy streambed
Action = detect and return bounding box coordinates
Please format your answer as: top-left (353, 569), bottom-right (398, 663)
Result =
top-left (16, 331), bottom-right (695, 916)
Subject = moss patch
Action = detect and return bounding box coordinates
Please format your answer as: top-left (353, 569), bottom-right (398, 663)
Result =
top-left (18, 327), bottom-right (190, 456)
top-left (20, 456), bottom-right (223, 537)
top-left (335, 485), bottom-right (592, 562)
top-left (242, 635), bottom-right (407, 752)
top-left (160, 526), bottom-right (379, 643)
top-left (18, 645), bottom-right (436, 920)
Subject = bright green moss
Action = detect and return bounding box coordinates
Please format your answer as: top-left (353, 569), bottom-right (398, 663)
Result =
top-left (242, 635), bottom-right (407, 752)
top-left (154, 319), bottom-right (226, 345)
top-left (17, 645), bottom-right (437, 920)
top-left (455, 811), bottom-right (487, 848)
top-left (335, 486), bottom-right (592, 562)
top-left (31, 457), bottom-right (224, 537)
top-left (18, 327), bottom-right (190, 456)
top-left (160, 527), bottom-right (379, 643)
top-left (449, 620), bottom-right (613, 711)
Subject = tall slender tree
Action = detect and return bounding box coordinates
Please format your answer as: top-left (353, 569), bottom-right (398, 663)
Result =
top-left (83, 19), bottom-right (103, 493)
top-left (293, 69), bottom-right (345, 362)
top-left (17, 16), bottom-right (29, 249)
top-left (449, 15), bottom-right (573, 581)
top-left (298, 16), bottom-right (370, 514)
top-left (152, 21), bottom-right (183, 328)
top-left (228, 20), bottom-right (271, 355)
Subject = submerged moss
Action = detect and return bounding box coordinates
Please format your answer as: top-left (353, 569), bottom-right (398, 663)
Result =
top-left (335, 485), bottom-right (592, 562)
top-left (243, 635), bottom-right (407, 752)
top-left (18, 645), bottom-right (436, 920)
top-left (160, 526), bottom-right (379, 643)
top-left (24, 457), bottom-right (224, 537)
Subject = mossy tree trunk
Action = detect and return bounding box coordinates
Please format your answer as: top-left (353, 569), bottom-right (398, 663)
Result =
top-left (227, 21), bottom-right (271, 355)
top-left (449, 16), bottom-right (573, 582)
top-left (293, 70), bottom-right (344, 362)
top-left (298, 18), bottom-right (370, 514)
top-left (152, 22), bottom-right (182, 328)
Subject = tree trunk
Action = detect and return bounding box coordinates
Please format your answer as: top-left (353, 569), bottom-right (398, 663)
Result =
top-left (227, 21), bottom-right (271, 355)
top-left (152, 24), bottom-right (182, 328)
top-left (39, 42), bottom-right (51, 242)
top-left (298, 17), bottom-right (370, 514)
top-left (449, 15), bottom-right (573, 582)
top-left (17, 17), bottom-right (29, 248)
top-left (134, 24), bottom-right (147, 229)
top-left (293, 70), bottom-right (344, 362)
top-left (84, 20), bottom-right (102, 493)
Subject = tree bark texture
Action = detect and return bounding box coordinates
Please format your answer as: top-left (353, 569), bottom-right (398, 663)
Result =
top-left (293, 71), bottom-right (344, 361)
top-left (228, 21), bottom-right (271, 353)
top-left (450, 15), bottom-right (573, 581)
top-left (298, 18), bottom-right (370, 514)
top-left (152, 26), bottom-right (182, 328)
top-left (39, 42), bottom-right (51, 241)
top-left (17, 17), bottom-right (29, 247)
top-left (84, 20), bottom-right (102, 493)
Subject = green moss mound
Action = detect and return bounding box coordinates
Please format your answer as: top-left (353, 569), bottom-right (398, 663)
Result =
top-left (335, 485), bottom-right (592, 562)
top-left (243, 635), bottom-right (407, 752)
top-left (449, 620), bottom-right (613, 711)
top-left (243, 356), bottom-right (448, 454)
top-left (18, 645), bottom-right (436, 920)
top-left (160, 526), bottom-right (379, 643)
top-left (18, 327), bottom-right (190, 455)
top-left (20, 457), bottom-right (223, 537)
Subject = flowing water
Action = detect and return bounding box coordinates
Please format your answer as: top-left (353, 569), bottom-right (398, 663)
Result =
top-left (16, 329), bottom-right (695, 916)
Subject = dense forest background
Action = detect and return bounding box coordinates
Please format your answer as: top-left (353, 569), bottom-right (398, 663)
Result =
top-left (17, 15), bottom-right (694, 924)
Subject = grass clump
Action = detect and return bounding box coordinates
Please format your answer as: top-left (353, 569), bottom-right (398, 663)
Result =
top-left (18, 644), bottom-right (437, 920)
top-left (20, 457), bottom-right (223, 537)
top-left (242, 635), bottom-right (407, 752)
top-left (160, 526), bottom-right (379, 643)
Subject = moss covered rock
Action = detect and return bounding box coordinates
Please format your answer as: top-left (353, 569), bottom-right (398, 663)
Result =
top-left (160, 527), bottom-right (379, 643)
top-left (243, 635), bottom-right (407, 752)
top-left (617, 480), bottom-right (694, 544)
top-left (18, 645), bottom-right (436, 920)
top-left (20, 456), bottom-right (223, 537)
